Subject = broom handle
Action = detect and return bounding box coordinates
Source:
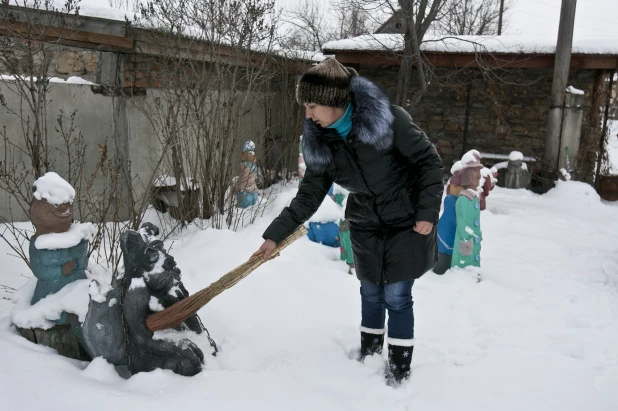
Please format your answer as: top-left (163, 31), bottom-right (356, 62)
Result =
top-left (145, 226), bottom-right (308, 332)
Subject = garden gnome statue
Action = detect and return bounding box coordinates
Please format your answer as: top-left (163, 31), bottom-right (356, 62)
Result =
top-left (306, 183), bottom-right (341, 248)
top-left (29, 172), bottom-right (92, 309)
top-left (237, 141), bottom-right (259, 208)
top-left (505, 151), bottom-right (531, 189)
top-left (433, 164), bottom-right (463, 275)
top-left (451, 151), bottom-right (483, 269)
top-left (11, 172), bottom-right (93, 361)
top-left (338, 196), bottom-right (355, 275)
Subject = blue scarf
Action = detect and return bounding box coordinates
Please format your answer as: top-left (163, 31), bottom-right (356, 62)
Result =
top-left (327, 104), bottom-right (353, 140)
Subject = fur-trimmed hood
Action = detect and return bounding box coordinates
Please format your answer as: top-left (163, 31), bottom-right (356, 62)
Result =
top-left (302, 76), bottom-right (395, 173)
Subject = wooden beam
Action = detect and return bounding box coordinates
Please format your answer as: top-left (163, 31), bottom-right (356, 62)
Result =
top-left (0, 20), bottom-right (134, 51)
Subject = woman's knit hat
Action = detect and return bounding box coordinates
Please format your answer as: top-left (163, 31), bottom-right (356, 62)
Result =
top-left (296, 58), bottom-right (358, 108)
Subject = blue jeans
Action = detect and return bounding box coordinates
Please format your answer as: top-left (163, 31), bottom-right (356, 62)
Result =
top-left (360, 280), bottom-right (414, 340)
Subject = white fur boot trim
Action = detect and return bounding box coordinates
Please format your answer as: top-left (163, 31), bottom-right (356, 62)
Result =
top-left (359, 326), bottom-right (385, 335)
top-left (387, 337), bottom-right (415, 347)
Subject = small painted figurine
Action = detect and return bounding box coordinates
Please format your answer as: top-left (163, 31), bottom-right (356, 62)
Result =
top-left (237, 141), bottom-right (259, 208)
top-left (28, 172), bottom-right (91, 315)
top-left (434, 170), bottom-right (463, 275)
top-left (451, 152), bottom-right (484, 269)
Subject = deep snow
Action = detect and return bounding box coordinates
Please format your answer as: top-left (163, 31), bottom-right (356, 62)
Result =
top-left (1, 181), bottom-right (618, 410)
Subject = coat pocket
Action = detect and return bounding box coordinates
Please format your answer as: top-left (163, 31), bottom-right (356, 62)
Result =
top-left (459, 239), bottom-right (473, 256)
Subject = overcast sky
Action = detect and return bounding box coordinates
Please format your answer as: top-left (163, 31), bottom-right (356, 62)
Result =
top-left (276, 0), bottom-right (618, 39)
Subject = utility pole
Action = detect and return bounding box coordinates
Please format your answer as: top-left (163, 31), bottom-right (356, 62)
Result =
top-left (542, 0), bottom-right (577, 188)
top-left (498, 0), bottom-right (505, 35)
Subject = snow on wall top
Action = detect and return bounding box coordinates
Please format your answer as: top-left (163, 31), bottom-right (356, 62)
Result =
top-left (323, 34), bottom-right (618, 56)
top-left (33, 172), bottom-right (75, 206)
top-left (10, 1), bottom-right (325, 64)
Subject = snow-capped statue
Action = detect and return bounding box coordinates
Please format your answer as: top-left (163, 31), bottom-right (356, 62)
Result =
top-left (82, 223), bottom-right (205, 377)
top-left (28, 172), bottom-right (93, 309)
top-left (505, 151), bottom-right (531, 189)
top-left (452, 151), bottom-right (484, 269)
top-left (237, 140), bottom-right (259, 208)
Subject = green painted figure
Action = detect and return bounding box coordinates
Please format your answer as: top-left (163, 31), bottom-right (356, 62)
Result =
top-left (28, 172), bottom-right (91, 321)
top-left (338, 218), bottom-right (355, 273)
top-left (451, 153), bottom-right (483, 269)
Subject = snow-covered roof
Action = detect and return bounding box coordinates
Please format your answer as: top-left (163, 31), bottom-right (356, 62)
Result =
top-left (323, 34), bottom-right (618, 56)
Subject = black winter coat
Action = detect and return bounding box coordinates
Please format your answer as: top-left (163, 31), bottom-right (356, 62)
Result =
top-left (263, 76), bottom-right (444, 284)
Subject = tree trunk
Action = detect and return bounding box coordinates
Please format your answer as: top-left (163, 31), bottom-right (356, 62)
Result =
top-left (396, 2), bottom-right (428, 109)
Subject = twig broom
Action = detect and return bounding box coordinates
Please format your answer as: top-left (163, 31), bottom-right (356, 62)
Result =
top-left (146, 226), bottom-right (307, 332)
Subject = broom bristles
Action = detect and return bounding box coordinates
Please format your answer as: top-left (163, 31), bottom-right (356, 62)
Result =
top-left (146, 226), bottom-right (308, 332)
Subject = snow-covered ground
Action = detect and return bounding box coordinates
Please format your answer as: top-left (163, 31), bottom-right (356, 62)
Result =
top-left (1, 181), bottom-right (618, 410)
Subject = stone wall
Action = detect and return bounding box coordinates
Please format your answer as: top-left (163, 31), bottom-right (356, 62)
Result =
top-left (358, 65), bottom-right (599, 180)
top-left (0, 29), bottom-right (304, 222)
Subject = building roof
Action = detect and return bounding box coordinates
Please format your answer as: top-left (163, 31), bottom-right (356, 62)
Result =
top-left (322, 34), bottom-right (618, 69)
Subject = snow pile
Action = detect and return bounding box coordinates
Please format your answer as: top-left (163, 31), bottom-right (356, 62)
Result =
top-left (479, 167), bottom-right (497, 190)
top-left (332, 183), bottom-right (349, 197)
top-left (544, 180), bottom-right (601, 206)
top-left (87, 264), bottom-right (115, 303)
top-left (323, 34), bottom-right (618, 55)
top-left (560, 168), bottom-right (572, 181)
top-left (33, 172), bottom-right (75, 206)
top-left (566, 86), bottom-right (585, 95)
top-left (10, 278), bottom-right (90, 329)
top-left (307, 196), bottom-right (343, 223)
top-left (34, 222), bottom-right (95, 250)
top-left (509, 151), bottom-right (524, 161)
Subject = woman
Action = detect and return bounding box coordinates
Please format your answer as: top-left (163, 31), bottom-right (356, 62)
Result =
top-left (252, 58), bottom-right (443, 385)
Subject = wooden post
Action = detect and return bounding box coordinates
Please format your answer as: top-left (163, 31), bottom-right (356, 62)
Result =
top-left (498, 0), bottom-right (505, 35)
top-left (543, 0), bottom-right (577, 187)
top-left (17, 313), bottom-right (91, 361)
